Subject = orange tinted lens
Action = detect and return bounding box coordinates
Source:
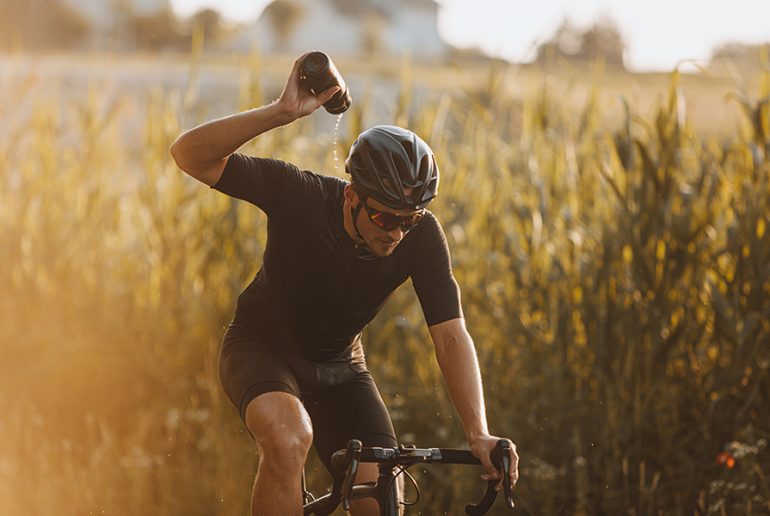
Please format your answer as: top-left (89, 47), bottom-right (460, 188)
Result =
top-left (369, 211), bottom-right (402, 230)
top-left (370, 211), bottom-right (423, 231)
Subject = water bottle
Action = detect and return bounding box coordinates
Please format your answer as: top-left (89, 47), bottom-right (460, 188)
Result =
top-left (299, 51), bottom-right (352, 114)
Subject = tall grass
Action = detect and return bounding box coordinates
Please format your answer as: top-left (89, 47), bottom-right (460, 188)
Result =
top-left (1, 54), bottom-right (769, 515)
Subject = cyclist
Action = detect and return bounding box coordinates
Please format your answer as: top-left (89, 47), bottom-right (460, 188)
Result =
top-left (170, 53), bottom-right (519, 516)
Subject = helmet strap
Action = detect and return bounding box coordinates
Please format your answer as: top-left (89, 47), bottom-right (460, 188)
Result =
top-left (350, 204), bottom-right (380, 260)
top-left (350, 203), bottom-right (367, 244)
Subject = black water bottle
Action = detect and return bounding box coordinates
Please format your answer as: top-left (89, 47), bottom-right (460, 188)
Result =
top-left (299, 51), bottom-right (352, 114)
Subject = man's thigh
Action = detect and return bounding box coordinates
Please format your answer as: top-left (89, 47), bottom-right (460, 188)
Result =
top-left (219, 324), bottom-right (303, 422)
top-left (303, 371), bottom-right (397, 473)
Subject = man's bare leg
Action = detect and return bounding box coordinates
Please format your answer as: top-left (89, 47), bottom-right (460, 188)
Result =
top-left (245, 391), bottom-right (313, 516)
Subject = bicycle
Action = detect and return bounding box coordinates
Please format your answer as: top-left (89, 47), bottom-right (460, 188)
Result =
top-left (303, 438), bottom-right (515, 515)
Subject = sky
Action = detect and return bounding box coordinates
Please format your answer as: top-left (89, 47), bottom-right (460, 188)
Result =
top-left (169, 0), bottom-right (770, 71)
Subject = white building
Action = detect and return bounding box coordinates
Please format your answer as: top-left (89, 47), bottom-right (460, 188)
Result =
top-left (231, 0), bottom-right (449, 60)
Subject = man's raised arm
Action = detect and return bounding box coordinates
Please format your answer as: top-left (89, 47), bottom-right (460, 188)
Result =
top-left (169, 53), bottom-right (340, 186)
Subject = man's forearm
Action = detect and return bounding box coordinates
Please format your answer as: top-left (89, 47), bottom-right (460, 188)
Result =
top-left (431, 319), bottom-right (518, 483)
top-left (170, 101), bottom-right (293, 182)
top-left (431, 320), bottom-right (490, 440)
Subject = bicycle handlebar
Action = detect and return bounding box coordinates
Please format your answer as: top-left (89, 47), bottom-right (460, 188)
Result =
top-left (311, 439), bottom-right (514, 515)
top-left (466, 440), bottom-right (514, 515)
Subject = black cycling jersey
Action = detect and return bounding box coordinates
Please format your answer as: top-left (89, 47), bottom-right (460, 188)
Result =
top-left (212, 153), bottom-right (462, 361)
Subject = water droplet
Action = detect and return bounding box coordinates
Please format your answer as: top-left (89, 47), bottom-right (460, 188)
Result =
top-left (333, 113), bottom-right (344, 170)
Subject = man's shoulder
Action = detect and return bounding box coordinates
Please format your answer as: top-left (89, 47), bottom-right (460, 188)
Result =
top-left (286, 167), bottom-right (347, 205)
top-left (302, 168), bottom-right (347, 195)
top-left (413, 210), bottom-right (443, 235)
top-left (216, 153), bottom-right (347, 215)
top-left (398, 210), bottom-right (447, 259)
top-left (232, 153), bottom-right (346, 195)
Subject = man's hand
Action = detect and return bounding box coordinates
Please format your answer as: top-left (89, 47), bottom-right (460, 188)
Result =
top-left (470, 434), bottom-right (519, 490)
top-left (277, 53), bottom-right (340, 120)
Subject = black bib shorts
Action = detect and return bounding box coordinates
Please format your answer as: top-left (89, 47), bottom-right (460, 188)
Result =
top-left (220, 323), bottom-right (397, 472)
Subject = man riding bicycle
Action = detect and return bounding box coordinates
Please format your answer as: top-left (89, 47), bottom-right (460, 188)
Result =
top-left (170, 53), bottom-right (519, 516)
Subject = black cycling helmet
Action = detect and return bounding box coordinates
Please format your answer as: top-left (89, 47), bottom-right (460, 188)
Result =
top-left (345, 125), bottom-right (439, 210)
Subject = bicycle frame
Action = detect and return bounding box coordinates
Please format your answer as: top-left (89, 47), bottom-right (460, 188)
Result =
top-left (303, 439), bottom-right (514, 516)
top-left (302, 464), bottom-right (400, 515)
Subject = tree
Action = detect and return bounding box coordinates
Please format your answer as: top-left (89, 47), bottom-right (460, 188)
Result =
top-left (577, 17), bottom-right (625, 68)
top-left (130, 8), bottom-right (183, 50)
top-left (536, 17), bottom-right (625, 70)
top-left (0, 0), bottom-right (88, 51)
top-left (191, 8), bottom-right (224, 46)
top-left (263, 0), bottom-right (305, 46)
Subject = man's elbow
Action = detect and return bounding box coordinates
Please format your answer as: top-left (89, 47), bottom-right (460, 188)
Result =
top-left (432, 329), bottom-right (462, 358)
top-left (169, 137), bottom-right (189, 174)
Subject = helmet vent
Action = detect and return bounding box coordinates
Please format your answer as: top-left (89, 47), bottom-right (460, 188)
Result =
top-left (400, 140), bottom-right (415, 160)
top-left (380, 176), bottom-right (395, 195)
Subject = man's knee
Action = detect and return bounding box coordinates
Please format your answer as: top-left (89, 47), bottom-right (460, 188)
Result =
top-left (245, 392), bottom-right (313, 471)
top-left (258, 425), bottom-right (313, 467)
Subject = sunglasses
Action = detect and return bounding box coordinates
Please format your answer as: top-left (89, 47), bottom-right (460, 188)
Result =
top-left (360, 196), bottom-right (424, 232)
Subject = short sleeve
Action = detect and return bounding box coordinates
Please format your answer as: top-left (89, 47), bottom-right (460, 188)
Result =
top-left (212, 153), bottom-right (317, 217)
top-left (409, 214), bottom-right (463, 326)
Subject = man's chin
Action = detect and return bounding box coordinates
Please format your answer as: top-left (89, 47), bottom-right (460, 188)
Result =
top-left (371, 241), bottom-right (398, 257)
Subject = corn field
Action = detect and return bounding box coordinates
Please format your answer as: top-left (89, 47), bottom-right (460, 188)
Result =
top-left (1, 53), bottom-right (769, 515)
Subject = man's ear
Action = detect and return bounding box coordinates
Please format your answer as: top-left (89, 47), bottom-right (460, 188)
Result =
top-left (344, 184), bottom-right (359, 206)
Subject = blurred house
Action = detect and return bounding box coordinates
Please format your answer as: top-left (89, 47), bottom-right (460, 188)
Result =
top-left (227, 0), bottom-right (449, 60)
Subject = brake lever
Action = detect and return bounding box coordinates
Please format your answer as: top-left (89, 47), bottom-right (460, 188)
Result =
top-left (341, 440), bottom-right (362, 511)
top-left (496, 441), bottom-right (514, 509)
top-left (465, 440), bottom-right (515, 515)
